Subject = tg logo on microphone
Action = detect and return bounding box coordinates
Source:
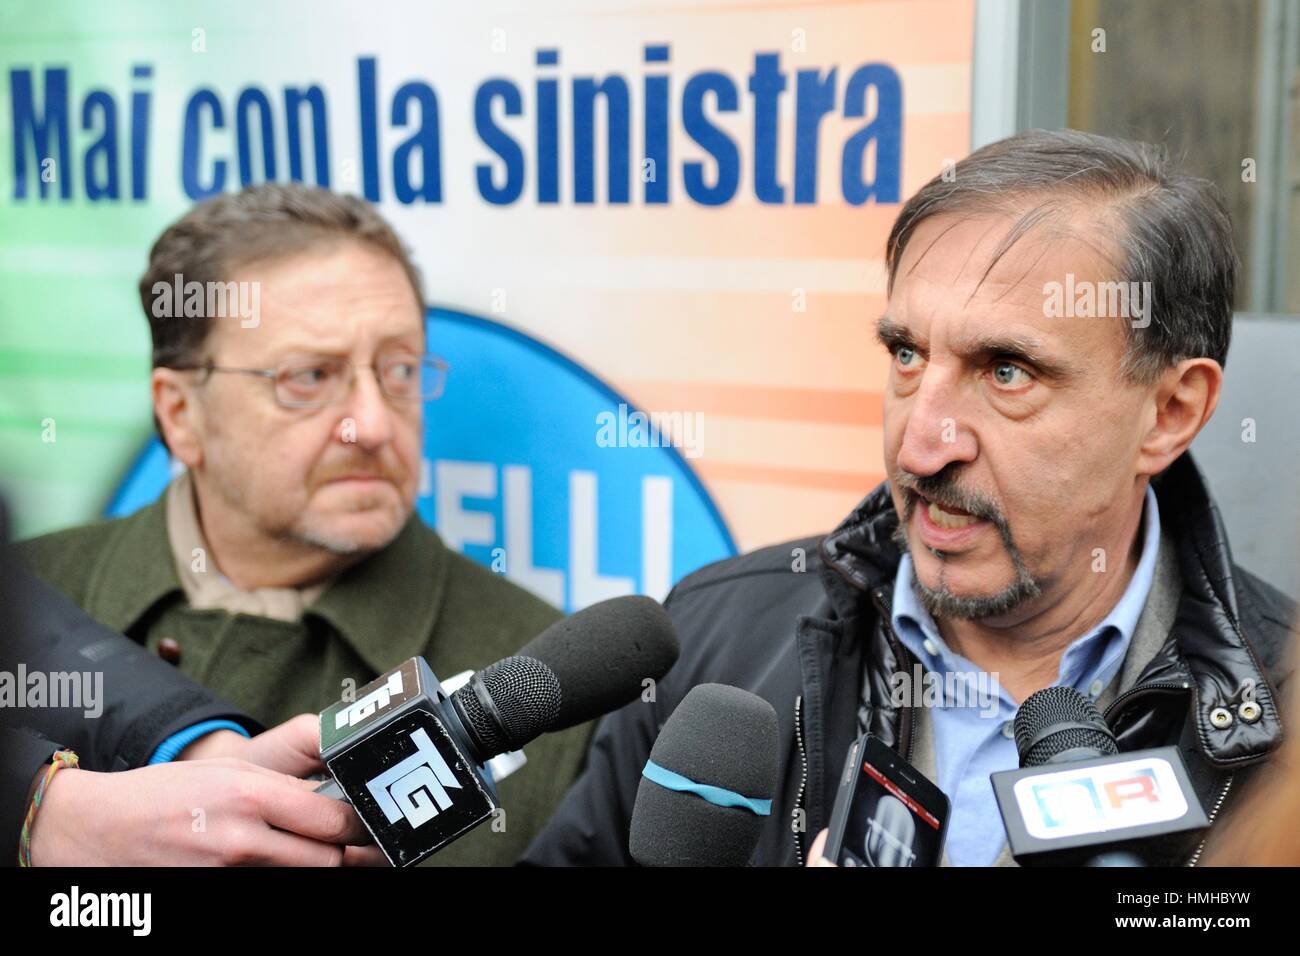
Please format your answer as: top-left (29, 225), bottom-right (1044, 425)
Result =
top-left (336, 671), bottom-right (405, 730)
top-left (319, 660), bottom-right (498, 865)
top-left (366, 727), bottom-right (463, 828)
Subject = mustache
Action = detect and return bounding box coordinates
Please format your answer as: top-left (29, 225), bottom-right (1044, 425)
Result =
top-left (315, 458), bottom-right (402, 483)
top-left (890, 465), bottom-right (1043, 618)
top-left (892, 467), bottom-right (1006, 527)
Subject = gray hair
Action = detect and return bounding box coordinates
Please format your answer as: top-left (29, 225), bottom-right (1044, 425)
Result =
top-left (140, 182), bottom-right (425, 369)
top-left (885, 129), bottom-right (1237, 382)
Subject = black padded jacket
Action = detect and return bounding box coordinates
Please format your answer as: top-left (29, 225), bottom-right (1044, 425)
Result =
top-left (0, 502), bottom-right (259, 866)
top-left (523, 454), bottom-right (1297, 867)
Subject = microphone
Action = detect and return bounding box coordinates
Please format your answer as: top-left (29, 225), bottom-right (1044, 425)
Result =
top-left (629, 684), bottom-right (779, 867)
top-left (447, 593), bottom-right (680, 759)
top-left (991, 686), bottom-right (1208, 866)
top-left (512, 593), bottom-right (681, 730)
top-left (317, 595), bottom-right (680, 866)
top-left (1014, 684), bottom-right (1119, 766)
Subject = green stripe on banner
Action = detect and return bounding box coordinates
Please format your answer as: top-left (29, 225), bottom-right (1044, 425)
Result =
top-left (0, 416), bottom-right (143, 434)
top-left (0, 352), bottom-right (146, 379)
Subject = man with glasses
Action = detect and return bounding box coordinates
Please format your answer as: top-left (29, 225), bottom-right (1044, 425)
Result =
top-left (13, 183), bottom-right (591, 866)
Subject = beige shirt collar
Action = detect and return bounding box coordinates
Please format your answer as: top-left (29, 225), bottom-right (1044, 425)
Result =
top-left (165, 470), bottom-right (330, 621)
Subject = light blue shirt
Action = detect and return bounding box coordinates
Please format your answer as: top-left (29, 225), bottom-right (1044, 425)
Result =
top-left (890, 485), bottom-right (1161, 866)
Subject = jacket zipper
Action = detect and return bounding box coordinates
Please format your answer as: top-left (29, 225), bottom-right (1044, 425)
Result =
top-left (793, 694), bottom-right (808, 867)
top-left (1101, 680), bottom-right (1190, 722)
top-left (1186, 774), bottom-right (1234, 867)
top-left (1100, 679), bottom-right (1234, 868)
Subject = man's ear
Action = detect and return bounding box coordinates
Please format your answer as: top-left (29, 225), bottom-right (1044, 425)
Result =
top-left (1136, 358), bottom-right (1222, 477)
top-left (151, 368), bottom-right (203, 469)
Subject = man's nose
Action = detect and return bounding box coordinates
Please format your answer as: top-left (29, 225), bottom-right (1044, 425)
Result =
top-left (894, 369), bottom-right (977, 477)
top-left (338, 367), bottom-right (395, 449)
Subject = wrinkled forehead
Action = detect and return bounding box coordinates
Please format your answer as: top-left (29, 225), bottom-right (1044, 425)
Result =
top-left (886, 209), bottom-right (1131, 357)
top-left (214, 245), bottom-right (425, 356)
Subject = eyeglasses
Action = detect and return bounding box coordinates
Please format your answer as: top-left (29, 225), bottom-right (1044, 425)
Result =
top-left (170, 354), bottom-right (449, 409)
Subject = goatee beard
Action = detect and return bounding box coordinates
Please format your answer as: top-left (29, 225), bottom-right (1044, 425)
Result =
top-left (891, 468), bottom-right (1042, 620)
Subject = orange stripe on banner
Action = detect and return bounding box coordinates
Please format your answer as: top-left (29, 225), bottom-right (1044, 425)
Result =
top-left (693, 459), bottom-right (886, 493)
top-left (590, 0), bottom-right (977, 66)
top-left (598, 0), bottom-right (934, 10)
top-left (900, 112), bottom-right (975, 195)
top-left (621, 381), bottom-right (884, 427)
top-left (545, 205), bottom-right (907, 261)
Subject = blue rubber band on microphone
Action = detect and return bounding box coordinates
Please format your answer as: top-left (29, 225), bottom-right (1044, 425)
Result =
top-left (642, 760), bottom-right (772, 816)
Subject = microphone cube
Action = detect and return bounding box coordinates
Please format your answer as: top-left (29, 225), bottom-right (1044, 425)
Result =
top-left (319, 658), bottom-right (498, 866)
top-left (991, 746), bottom-right (1209, 865)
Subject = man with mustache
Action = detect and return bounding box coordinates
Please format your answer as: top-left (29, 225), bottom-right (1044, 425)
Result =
top-left (14, 184), bottom-right (592, 865)
top-left (523, 129), bottom-right (1298, 867)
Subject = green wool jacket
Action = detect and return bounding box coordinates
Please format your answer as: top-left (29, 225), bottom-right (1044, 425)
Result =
top-left (15, 495), bottom-right (595, 866)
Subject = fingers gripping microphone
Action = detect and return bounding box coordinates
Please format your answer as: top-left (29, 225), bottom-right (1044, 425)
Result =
top-left (629, 684), bottom-right (779, 867)
top-left (317, 596), bottom-right (679, 866)
top-left (991, 686), bottom-right (1209, 867)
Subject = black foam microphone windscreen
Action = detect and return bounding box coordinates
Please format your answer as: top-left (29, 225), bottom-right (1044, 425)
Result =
top-left (1014, 684), bottom-right (1118, 767)
top-left (630, 683), bottom-right (779, 867)
top-left (516, 594), bottom-right (680, 730)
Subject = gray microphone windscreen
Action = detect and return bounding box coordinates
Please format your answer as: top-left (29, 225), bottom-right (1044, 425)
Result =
top-left (630, 683), bottom-right (779, 866)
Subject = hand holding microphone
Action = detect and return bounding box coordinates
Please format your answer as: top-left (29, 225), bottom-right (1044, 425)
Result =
top-left (22, 711), bottom-right (386, 867)
top-left (28, 754), bottom-right (384, 867)
top-left (316, 595), bottom-right (681, 866)
top-left (178, 712), bottom-right (324, 776)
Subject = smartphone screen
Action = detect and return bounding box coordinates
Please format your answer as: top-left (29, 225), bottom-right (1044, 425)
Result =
top-left (830, 734), bottom-right (949, 867)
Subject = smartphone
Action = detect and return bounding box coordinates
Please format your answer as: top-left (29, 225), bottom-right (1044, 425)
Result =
top-left (823, 733), bottom-right (950, 867)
